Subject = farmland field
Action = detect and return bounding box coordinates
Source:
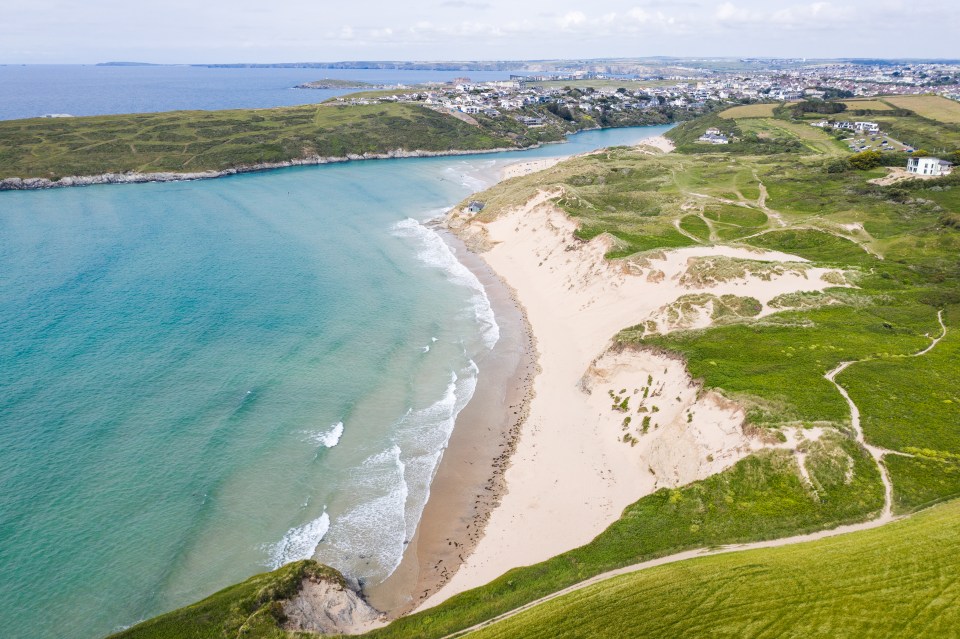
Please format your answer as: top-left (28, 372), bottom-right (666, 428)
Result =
top-left (719, 103), bottom-right (780, 119)
top-left (882, 95), bottom-right (960, 124)
top-left (841, 100), bottom-right (894, 111)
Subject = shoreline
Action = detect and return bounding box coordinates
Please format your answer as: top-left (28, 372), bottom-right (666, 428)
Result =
top-left (0, 146), bottom-right (528, 191)
top-left (364, 230), bottom-right (537, 615)
top-left (364, 133), bottom-right (677, 616)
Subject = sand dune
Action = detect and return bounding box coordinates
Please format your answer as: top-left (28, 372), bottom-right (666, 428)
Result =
top-left (424, 191), bottom-right (847, 606)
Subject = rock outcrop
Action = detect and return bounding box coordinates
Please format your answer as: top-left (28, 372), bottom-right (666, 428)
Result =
top-left (283, 574), bottom-right (387, 636)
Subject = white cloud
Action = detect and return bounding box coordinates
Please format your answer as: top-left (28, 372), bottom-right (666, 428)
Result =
top-left (1, 0), bottom-right (958, 62)
top-left (715, 1), bottom-right (852, 28)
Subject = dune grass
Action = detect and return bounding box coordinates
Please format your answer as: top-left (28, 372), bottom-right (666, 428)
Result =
top-left (468, 498), bottom-right (960, 639)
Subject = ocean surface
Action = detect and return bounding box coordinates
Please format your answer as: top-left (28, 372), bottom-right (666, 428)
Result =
top-left (0, 124), bottom-right (671, 639)
top-left (0, 65), bottom-right (532, 121)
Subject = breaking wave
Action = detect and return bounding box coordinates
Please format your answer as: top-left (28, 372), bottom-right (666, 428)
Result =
top-left (392, 218), bottom-right (499, 349)
top-left (310, 421), bottom-right (344, 448)
top-left (266, 511), bottom-right (330, 569)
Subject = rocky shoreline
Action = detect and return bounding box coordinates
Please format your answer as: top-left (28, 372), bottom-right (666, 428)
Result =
top-left (0, 146), bottom-right (528, 191)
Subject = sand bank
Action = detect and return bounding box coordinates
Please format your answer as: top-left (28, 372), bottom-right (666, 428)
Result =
top-left (500, 158), bottom-right (564, 181)
top-left (420, 192), bottom-right (847, 606)
top-left (637, 135), bottom-right (675, 153)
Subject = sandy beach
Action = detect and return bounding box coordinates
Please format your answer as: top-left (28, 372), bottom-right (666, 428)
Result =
top-left (415, 183), bottom-right (846, 607)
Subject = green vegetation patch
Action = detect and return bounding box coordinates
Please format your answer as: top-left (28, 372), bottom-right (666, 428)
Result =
top-left (839, 308), bottom-right (960, 454)
top-left (638, 303), bottom-right (937, 427)
top-left (678, 214), bottom-right (710, 242)
top-left (0, 103), bottom-right (517, 180)
top-left (469, 498), bottom-right (960, 639)
top-left (887, 454), bottom-right (960, 514)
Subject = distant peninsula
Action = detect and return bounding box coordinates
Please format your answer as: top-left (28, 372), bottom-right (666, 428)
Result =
top-left (293, 79), bottom-right (395, 90)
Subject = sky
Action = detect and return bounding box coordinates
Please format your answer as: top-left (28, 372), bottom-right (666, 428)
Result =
top-left (2, 0), bottom-right (958, 64)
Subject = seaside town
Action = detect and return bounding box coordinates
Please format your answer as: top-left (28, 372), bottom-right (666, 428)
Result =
top-left (328, 60), bottom-right (960, 122)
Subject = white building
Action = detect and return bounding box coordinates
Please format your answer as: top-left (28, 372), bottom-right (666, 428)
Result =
top-left (855, 121), bottom-right (880, 133)
top-left (907, 157), bottom-right (953, 176)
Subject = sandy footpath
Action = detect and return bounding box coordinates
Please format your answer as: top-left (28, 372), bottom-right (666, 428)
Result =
top-left (422, 191), bottom-right (846, 606)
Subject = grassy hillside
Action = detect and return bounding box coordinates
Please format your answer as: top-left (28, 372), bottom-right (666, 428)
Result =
top-left (469, 498), bottom-right (960, 639)
top-left (0, 103), bottom-right (518, 181)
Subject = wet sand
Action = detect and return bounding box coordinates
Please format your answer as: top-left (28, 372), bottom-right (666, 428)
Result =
top-left (364, 230), bottom-right (536, 615)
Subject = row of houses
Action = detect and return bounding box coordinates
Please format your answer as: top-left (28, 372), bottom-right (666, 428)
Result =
top-left (811, 120), bottom-right (881, 133)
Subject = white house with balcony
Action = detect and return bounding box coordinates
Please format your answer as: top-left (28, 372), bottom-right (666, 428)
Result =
top-left (907, 157), bottom-right (953, 176)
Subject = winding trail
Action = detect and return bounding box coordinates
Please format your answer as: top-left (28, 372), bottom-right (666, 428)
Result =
top-left (440, 310), bottom-right (948, 639)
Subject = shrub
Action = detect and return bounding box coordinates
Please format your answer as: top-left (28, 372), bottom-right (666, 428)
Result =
top-left (848, 150), bottom-right (883, 170)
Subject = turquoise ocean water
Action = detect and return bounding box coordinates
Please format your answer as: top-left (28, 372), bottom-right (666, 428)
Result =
top-left (0, 125), bottom-right (670, 639)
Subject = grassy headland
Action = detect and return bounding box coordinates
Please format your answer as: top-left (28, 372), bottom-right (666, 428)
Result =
top-left (0, 96), bottom-right (702, 185)
top-left (107, 561), bottom-right (343, 639)
top-left (0, 103), bottom-right (513, 182)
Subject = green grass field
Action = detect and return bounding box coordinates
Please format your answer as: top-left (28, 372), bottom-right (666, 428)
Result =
top-left (840, 309), bottom-right (959, 455)
top-left (469, 498), bottom-right (960, 639)
top-left (736, 118), bottom-right (849, 155)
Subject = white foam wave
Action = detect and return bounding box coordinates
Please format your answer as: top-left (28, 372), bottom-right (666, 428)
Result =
top-left (314, 445), bottom-right (409, 582)
top-left (392, 218), bottom-right (500, 349)
top-left (310, 361), bottom-right (482, 585)
top-left (422, 345), bottom-right (430, 353)
top-left (393, 364), bottom-right (479, 550)
top-left (266, 511), bottom-right (330, 569)
top-left (309, 421), bottom-right (344, 448)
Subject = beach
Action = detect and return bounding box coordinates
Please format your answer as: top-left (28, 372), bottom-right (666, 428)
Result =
top-left (396, 146), bottom-right (850, 610)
